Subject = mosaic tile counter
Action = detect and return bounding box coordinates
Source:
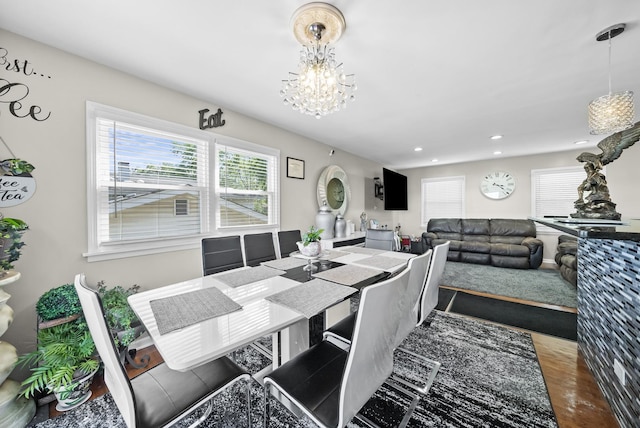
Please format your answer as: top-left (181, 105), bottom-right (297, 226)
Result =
top-left (533, 218), bottom-right (640, 428)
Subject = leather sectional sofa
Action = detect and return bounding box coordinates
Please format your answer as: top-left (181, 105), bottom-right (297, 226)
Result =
top-left (422, 218), bottom-right (543, 269)
top-left (555, 234), bottom-right (577, 286)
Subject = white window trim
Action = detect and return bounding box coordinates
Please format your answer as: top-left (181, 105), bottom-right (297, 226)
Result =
top-left (84, 102), bottom-right (280, 262)
top-left (420, 176), bottom-right (466, 228)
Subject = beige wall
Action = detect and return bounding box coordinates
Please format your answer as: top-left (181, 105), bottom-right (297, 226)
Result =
top-left (0, 29), bottom-right (394, 366)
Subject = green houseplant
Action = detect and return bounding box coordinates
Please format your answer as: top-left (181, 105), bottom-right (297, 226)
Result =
top-left (97, 281), bottom-right (144, 349)
top-left (0, 215), bottom-right (28, 272)
top-left (297, 225), bottom-right (324, 257)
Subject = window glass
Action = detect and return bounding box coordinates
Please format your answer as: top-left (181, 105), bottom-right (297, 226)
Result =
top-left (421, 176), bottom-right (465, 226)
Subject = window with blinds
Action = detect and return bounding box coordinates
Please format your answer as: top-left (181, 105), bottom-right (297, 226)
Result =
top-left (214, 141), bottom-right (278, 228)
top-left (421, 176), bottom-right (465, 226)
top-left (531, 166), bottom-right (586, 219)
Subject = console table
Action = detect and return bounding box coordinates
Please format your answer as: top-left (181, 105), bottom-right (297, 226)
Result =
top-left (531, 217), bottom-right (640, 428)
top-left (320, 231), bottom-right (365, 249)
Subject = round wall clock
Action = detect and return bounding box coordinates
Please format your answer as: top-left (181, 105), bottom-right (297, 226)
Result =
top-left (480, 171), bottom-right (515, 200)
top-left (317, 165), bottom-right (350, 215)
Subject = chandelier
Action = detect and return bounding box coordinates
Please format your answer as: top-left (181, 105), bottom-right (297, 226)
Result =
top-left (281, 2), bottom-right (356, 119)
top-left (588, 23), bottom-right (635, 135)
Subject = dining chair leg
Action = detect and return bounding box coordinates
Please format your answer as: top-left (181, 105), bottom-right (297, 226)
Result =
top-left (245, 379), bottom-right (252, 427)
top-left (393, 346), bottom-right (441, 394)
top-left (184, 400), bottom-right (213, 428)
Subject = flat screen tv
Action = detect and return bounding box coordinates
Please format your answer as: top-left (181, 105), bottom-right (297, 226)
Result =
top-left (382, 168), bottom-right (408, 210)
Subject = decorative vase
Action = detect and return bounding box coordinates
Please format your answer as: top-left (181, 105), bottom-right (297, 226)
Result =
top-left (315, 201), bottom-right (335, 240)
top-left (51, 366), bottom-right (99, 412)
top-left (334, 214), bottom-right (347, 238)
top-left (297, 241), bottom-right (321, 257)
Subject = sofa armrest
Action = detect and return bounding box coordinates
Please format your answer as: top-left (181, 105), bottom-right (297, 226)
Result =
top-left (522, 236), bottom-right (544, 268)
top-left (422, 231), bottom-right (437, 249)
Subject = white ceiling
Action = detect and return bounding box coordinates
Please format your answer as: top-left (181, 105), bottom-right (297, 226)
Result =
top-left (1, 0), bottom-right (639, 170)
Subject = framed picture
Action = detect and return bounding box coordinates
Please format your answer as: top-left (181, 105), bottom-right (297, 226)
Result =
top-left (287, 157), bottom-right (305, 179)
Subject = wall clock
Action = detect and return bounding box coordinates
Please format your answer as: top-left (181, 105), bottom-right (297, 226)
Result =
top-left (317, 165), bottom-right (350, 215)
top-left (480, 171), bottom-right (515, 200)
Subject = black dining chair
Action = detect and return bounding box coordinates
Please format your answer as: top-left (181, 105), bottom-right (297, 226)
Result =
top-left (263, 266), bottom-right (411, 428)
top-left (202, 236), bottom-right (244, 276)
top-left (277, 229), bottom-right (301, 258)
top-left (243, 232), bottom-right (277, 266)
top-left (74, 273), bottom-right (252, 428)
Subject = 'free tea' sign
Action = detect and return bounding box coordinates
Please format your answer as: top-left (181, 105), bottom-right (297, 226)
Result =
top-left (0, 175), bottom-right (36, 207)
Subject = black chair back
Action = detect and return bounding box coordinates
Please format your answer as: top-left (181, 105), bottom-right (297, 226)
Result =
top-left (202, 236), bottom-right (244, 276)
top-left (277, 230), bottom-right (302, 257)
top-left (243, 232), bottom-right (276, 266)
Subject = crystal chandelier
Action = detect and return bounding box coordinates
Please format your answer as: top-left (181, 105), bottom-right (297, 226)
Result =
top-left (588, 23), bottom-right (635, 135)
top-left (281, 3), bottom-right (356, 119)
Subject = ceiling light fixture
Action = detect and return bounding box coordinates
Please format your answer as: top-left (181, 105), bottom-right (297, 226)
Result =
top-left (493, 151), bottom-right (502, 155)
top-left (588, 23), bottom-right (635, 135)
top-left (574, 140), bottom-right (589, 145)
top-left (414, 147), bottom-right (423, 152)
top-left (280, 2), bottom-right (356, 119)
top-left (490, 135), bottom-right (503, 140)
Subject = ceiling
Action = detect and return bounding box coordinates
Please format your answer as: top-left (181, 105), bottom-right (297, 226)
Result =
top-left (1, 1), bottom-right (639, 170)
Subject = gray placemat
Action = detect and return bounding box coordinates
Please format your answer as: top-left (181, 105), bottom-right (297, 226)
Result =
top-left (319, 250), bottom-right (346, 260)
top-left (262, 257), bottom-right (308, 270)
top-left (356, 255), bottom-right (408, 271)
top-left (340, 246), bottom-right (386, 255)
top-left (150, 287), bottom-right (242, 335)
top-left (312, 264), bottom-right (383, 286)
top-left (265, 279), bottom-right (357, 318)
top-left (215, 265), bottom-right (286, 288)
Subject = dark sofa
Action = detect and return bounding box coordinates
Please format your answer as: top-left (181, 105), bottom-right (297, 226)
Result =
top-left (422, 218), bottom-right (543, 269)
top-left (555, 234), bottom-right (577, 286)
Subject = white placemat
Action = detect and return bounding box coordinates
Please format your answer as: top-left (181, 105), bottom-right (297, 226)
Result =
top-left (150, 287), bottom-right (241, 335)
top-left (262, 257), bottom-right (308, 270)
top-left (312, 264), bottom-right (383, 286)
top-left (355, 255), bottom-right (408, 271)
top-left (265, 279), bottom-right (357, 318)
top-left (215, 265), bottom-right (286, 288)
top-left (340, 246), bottom-right (386, 255)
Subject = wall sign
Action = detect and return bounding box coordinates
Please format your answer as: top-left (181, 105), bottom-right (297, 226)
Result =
top-left (0, 158), bottom-right (36, 207)
top-left (198, 108), bottom-right (225, 130)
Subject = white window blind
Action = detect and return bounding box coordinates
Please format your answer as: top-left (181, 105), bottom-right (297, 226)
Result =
top-left (531, 166), bottom-right (586, 218)
top-left (215, 140), bottom-right (279, 229)
top-left (421, 176), bottom-right (465, 226)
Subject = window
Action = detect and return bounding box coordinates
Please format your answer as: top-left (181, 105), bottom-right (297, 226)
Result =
top-left (214, 138), bottom-right (279, 229)
top-left (531, 166), bottom-right (586, 219)
top-left (421, 176), bottom-right (465, 227)
top-left (86, 102), bottom-right (279, 261)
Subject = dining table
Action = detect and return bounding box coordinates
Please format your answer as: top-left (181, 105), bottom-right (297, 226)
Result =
top-left (128, 246), bottom-right (416, 378)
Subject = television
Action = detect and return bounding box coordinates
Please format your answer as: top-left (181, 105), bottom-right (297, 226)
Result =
top-left (382, 168), bottom-right (408, 210)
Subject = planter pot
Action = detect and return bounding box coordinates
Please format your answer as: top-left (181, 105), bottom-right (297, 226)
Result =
top-left (297, 241), bottom-right (321, 257)
top-left (51, 366), bottom-right (99, 412)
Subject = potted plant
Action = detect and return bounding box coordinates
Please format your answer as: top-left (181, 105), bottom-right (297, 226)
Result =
top-left (97, 281), bottom-right (145, 352)
top-left (17, 284), bottom-right (98, 410)
top-left (297, 225), bottom-right (324, 257)
top-left (17, 319), bottom-right (99, 411)
top-left (0, 215), bottom-right (28, 273)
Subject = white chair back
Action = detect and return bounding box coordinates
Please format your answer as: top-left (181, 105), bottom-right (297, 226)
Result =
top-left (75, 274), bottom-right (136, 427)
top-left (394, 250), bottom-right (432, 349)
top-left (338, 266), bottom-right (411, 427)
top-left (418, 241), bottom-right (450, 325)
top-left (364, 229), bottom-right (397, 251)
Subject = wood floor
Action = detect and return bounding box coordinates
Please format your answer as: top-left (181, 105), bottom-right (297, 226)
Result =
top-left (50, 295), bottom-right (619, 427)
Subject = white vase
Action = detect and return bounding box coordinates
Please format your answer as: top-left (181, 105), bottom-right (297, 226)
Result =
top-left (297, 241), bottom-right (321, 257)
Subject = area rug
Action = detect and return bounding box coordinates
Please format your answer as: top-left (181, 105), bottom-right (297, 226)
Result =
top-left (449, 292), bottom-right (577, 341)
top-left (34, 312), bottom-right (557, 428)
top-left (441, 261), bottom-right (577, 308)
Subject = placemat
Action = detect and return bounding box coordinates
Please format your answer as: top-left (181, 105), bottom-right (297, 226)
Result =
top-left (312, 264), bottom-right (383, 286)
top-left (319, 249), bottom-right (346, 260)
top-left (355, 255), bottom-right (408, 271)
top-left (215, 265), bottom-right (286, 288)
top-left (262, 257), bottom-right (308, 270)
top-left (340, 246), bottom-right (386, 255)
top-left (150, 287), bottom-right (242, 335)
top-left (265, 279), bottom-right (357, 318)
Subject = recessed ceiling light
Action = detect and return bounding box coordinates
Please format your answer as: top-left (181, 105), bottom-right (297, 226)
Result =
top-left (490, 135), bottom-right (503, 140)
top-left (493, 151), bottom-right (502, 155)
top-left (414, 147), bottom-right (423, 152)
top-left (431, 158), bottom-right (439, 163)
top-left (574, 140), bottom-right (589, 145)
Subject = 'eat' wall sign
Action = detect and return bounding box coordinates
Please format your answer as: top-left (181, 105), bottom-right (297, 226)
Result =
top-left (198, 108), bottom-right (225, 130)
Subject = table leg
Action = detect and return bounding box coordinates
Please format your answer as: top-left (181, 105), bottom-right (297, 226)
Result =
top-left (325, 300), bottom-right (351, 329)
top-left (279, 319), bottom-right (309, 365)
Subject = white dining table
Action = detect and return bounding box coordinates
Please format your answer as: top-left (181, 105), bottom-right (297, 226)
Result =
top-left (128, 268), bottom-right (309, 373)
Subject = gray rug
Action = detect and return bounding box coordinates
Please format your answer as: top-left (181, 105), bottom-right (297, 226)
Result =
top-left (33, 312), bottom-right (557, 428)
top-left (441, 261), bottom-right (577, 308)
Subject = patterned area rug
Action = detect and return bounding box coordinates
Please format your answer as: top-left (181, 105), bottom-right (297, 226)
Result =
top-left (34, 312), bottom-right (557, 427)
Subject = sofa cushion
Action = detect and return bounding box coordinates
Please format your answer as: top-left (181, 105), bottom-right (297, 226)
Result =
top-left (490, 219), bottom-right (537, 237)
top-left (490, 235), bottom-right (526, 245)
top-left (491, 255), bottom-right (530, 269)
top-left (427, 218), bottom-right (461, 234)
top-left (490, 243), bottom-right (530, 257)
top-left (560, 254), bottom-right (577, 270)
top-left (557, 241), bottom-right (577, 256)
top-left (461, 219), bottom-right (490, 235)
top-left (460, 240), bottom-right (491, 253)
top-left (460, 252), bottom-right (491, 264)
top-left (463, 234), bottom-right (491, 242)
top-left (433, 238), bottom-right (461, 251)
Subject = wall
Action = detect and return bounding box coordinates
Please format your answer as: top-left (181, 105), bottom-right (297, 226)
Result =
top-left (0, 29), bottom-right (394, 373)
top-left (395, 145), bottom-right (640, 262)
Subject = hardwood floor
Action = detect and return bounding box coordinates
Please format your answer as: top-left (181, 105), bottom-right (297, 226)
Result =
top-left (49, 303), bottom-right (618, 427)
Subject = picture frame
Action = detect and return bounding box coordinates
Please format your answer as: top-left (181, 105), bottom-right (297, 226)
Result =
top-left (286, 157), bottom-right (305, 179)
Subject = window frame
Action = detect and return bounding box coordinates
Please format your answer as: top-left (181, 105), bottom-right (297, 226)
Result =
top-left (420, 176), bottom-right (466, 227)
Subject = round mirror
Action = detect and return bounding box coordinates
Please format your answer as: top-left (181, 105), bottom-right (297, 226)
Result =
top-left (317, 165), bottom-right (350, 215)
